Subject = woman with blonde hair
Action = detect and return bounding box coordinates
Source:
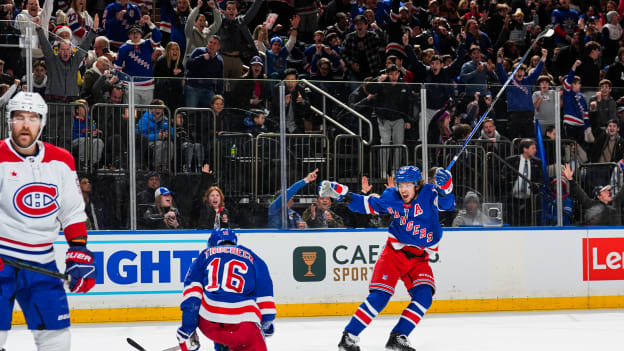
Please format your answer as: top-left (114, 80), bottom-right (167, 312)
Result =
top-left (141, 186), bottom-right (183, 229)
top-left (154, 41), bottom-right (185, 112)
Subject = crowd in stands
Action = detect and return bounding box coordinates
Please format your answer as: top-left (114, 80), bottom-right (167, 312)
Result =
top-left (3, 0), bottom-right (624, 229)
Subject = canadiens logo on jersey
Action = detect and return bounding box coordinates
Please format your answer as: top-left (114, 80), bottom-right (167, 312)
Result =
top-left (13, 182), bottom-right (60, 218)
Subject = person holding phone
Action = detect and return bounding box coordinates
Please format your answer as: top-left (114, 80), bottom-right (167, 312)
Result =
top-left (140, 186), bottom-right (183, 229)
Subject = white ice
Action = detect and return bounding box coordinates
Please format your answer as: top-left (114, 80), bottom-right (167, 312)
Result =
top-left (4, 309), bottom-right (624, 350)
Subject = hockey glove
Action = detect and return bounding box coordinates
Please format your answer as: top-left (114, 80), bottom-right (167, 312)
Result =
top-left (177, 328), bottom-right (200, 351)
top-left (435, 169), bottom-right (453, 196)
top-left (318, 180), bottom-right (349, 201)
top-left (261, 320), bottom-right (275, 337)
top-left (65, 246), bottom-right (96, 293)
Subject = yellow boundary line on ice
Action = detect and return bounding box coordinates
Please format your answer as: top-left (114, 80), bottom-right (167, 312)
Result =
top-left (11, 296), bottom-right (624, 324)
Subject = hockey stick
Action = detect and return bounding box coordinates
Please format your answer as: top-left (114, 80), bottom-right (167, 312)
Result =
top-left (446, 25), bottom-right (555, 171)
top-left (126, 337), bottom-right (180, 351)
top-left (1, 256), bottom-right (70, 282)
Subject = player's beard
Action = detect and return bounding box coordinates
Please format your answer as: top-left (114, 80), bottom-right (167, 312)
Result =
top-left (12, 125), bottom-right (39, 150)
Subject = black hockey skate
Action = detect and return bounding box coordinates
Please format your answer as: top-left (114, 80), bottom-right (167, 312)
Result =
top-left (385, 331), bottom-right (416, 351)
top-left (338, 331), bottom-right (361, 351)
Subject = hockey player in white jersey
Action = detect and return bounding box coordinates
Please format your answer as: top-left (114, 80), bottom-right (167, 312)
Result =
top-left (0, 92), bottom-right (97, 351)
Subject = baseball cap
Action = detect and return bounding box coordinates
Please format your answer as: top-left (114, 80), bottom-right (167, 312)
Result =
top-left (127, 24), bottom-right (142, 35)
top-left (512, 8), bottom-right (524, 17)
top-left (592, 185), bottom-right (612, 198)
top-left (154, 186), bottom-right (173, 199)
top-left (250, 55), bottom-right (264, 66)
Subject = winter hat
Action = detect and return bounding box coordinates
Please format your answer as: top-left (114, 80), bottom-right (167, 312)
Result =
top-left (385, 42), bottom-right (407, 60)
top-left (463, 191), bottom-right (480, 205)
top-left (606, 10), bottom-right (618, 23)
top-left (512, 8), bottom-right (524, 17)
top-left (250, 55), bottom-right (264, 66)
top-left (592, 185), bottom-right (612, 198)
top-left (127, 24), bottom-right (143, 35)
top-left (270, 36), bottom-right (283, 47)
top-left (52, 25), bottom-right (71, 39)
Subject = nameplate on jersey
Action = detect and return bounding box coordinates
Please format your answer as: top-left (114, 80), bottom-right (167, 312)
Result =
top-left (13, 182), bottom-right (60, 218)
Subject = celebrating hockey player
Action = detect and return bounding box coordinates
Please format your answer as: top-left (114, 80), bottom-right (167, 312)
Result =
top-left (176, 228), bottom-right (276, 351)
top-left (0, 92), bottom-right (97, 350)
top-left (319, 165), bottom-right (455, 351)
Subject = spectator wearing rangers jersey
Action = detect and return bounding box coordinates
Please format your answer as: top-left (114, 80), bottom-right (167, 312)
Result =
top-left (114, 16), bottom-right (162, 104)
top-left (103, 0), bottom-right (142, 49)
top-left (66, 0), bottom-right (94, 47)
top-left (0, 92), bottom-right (97, 351)
top-left (176, 228), bottom-right (276, 351)
top-left (320, 165), bottom-right (455, 351)
top-left (551, 0), bottom-right (579, 47)
top-left (158, 0), bottom-right (190, 53)
top-left (562, 60), bottom-right (591, 147)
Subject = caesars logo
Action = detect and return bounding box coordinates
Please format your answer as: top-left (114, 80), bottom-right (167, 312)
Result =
top-left (293, 246), bottom-right (326, 282)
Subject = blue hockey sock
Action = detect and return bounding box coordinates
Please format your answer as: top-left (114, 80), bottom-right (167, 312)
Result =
top-left (345, 290), bottom-right (392, 336)
top-left (392, 285), bottom-right (433, 336)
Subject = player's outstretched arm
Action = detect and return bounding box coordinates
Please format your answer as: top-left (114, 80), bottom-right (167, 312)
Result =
top-left (318, 180), bottom-right (387, 215)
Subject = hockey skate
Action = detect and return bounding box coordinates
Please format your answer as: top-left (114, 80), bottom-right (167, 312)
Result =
top-left (338, 331), bottom-right (361, 351)
top-left (385, 331), bottom-right (416, 351)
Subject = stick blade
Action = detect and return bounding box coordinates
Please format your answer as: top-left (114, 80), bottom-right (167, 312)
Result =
top-left (127, 337), bottom-right (147, 351)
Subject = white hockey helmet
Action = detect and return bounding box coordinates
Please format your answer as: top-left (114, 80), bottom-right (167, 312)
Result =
top-left (6, 91), bottom-right (48, 148)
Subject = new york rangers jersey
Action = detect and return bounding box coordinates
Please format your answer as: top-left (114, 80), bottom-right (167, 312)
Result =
top-left (114, 25), bottom-right (162, 89)
top-left (0, 139), bottom-right (87, 264)
top-left (181, 244), bottom-right (276, 326)
top-left (348, 184), bottom-right (455, 254)
top-left (562, 69), bottom-right (589, 128)
top-left (103, 1), bottom-right (142, 47)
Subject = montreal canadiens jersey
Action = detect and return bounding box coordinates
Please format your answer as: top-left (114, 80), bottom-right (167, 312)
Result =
top-left (181, 244), bottom-right (276, 325)
top-left (348, 184), bottom-right (455, 254)
top-left (0, 139), bottom-right (86, 264)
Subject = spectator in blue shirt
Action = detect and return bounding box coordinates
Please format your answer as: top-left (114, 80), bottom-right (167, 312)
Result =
top-left (136, 99), bottom-right (174, 171)
top-left (268, 168), bottom-right (318, 229)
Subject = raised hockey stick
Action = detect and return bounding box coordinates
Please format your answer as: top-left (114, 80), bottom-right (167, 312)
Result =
top-left (126, 337), bottom-right (180, 351)
top-left (446, 25), bottom-right (555, 171)
top-left (1, 257), bottom-right (70, 282)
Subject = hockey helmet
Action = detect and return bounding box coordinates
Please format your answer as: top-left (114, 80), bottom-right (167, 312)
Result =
top-left (208, 228), bottom-right (238, 247)
top-left (6, 91), bottom-right (48, 149)
top-left (395, 165), bottom-right (422, 186)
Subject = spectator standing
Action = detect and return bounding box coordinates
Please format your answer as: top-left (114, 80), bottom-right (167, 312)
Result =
top-left (154, 41), bottom-right (185, 112)
top-left (266, 15), bottom-right (300, 79)
top-left (563, 164), bottom-right (624, 225)
top-left (495, 47), bottom-right (547, 139)
top-left (368, 64), bottom-right (411, 178)
top-left (302, 196), bottom-right (346, 228)
top-left (463, 19), bottom-right (493, 60)
top-left (183, 0), bottom-right (222, 66)
top-left (589, 79), bottom-right (617, 129)
top-left (231, 55), bottom-right (271, 110)
top-left (504, 138), bottom-right (544, 226)
top-left (103, 0), bottom-right (141, 49)
top-left (114, 16), bottom-right (162, 105)
top-left (478, 118), bottom-right (509, 155)
top-left (553, 30), bottom-right (582, 79)
top-left (601, 10), bottom-right (622, 66)
top-left (174, 112), bottom-right (203, 173)
top-left (0, 0), bottom-right (23, 79)
top-left (140, 186), bottom-right (183, 229)
top-left (185, 35), bottom-right (224, 107)
top-left (460, 45), bottom-right (498, 99)
top-left (576, 41), bottom-right (601, 94)
top-left (532, 75), bottom-right (557, 130)
top-left (158, 0), bottom-right (190, 52)
top-left (341, 15), bottom-right (384, 81)
top-left (217, 0), bottom-right (263, 81)
top-left (562, 60), bottom-right (591, 146)
top-left (268, 168), bottom-right (318, 228)
top-left (136, 99), bottom-right (173, 171)
top-left (551, 0), bottom-right (579, 47)
top-left (587, 118), bottom-right (624, 185)
top-left (605, 48), bottom-right (624, 101)
top-left (270, 68), bottom-right (312, 132)
top-left (66, 0), bottom-right (94, 46)
top-left (15, 0), bottom-right (53, 59)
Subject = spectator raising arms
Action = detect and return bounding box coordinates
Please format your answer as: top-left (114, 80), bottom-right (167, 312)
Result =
top-left (268, 168), bottom-right (318, 229)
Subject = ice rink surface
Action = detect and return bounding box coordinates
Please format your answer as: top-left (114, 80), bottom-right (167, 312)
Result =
top-left (4, 309), bottom-right (624, 350)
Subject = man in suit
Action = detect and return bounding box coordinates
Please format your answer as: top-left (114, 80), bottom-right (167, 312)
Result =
top-left (504, 138), bottom-right (544, 226)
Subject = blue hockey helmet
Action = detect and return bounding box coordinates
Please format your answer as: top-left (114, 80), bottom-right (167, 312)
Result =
top-left (395, 165), bottom-right (422, 185)
top-left (208, 228), bottom-right (238, 247)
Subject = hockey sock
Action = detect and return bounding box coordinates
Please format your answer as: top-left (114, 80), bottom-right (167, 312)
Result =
top-left (345, 290), bottom-right (391, 336)
top-left (392, 285), bottom-right (433, 336)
